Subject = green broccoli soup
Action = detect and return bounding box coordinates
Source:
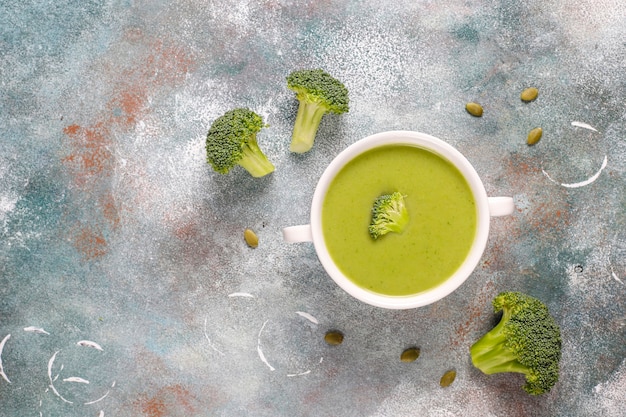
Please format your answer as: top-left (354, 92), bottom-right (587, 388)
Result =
top-left (321, 145), bottom-right (477, 296)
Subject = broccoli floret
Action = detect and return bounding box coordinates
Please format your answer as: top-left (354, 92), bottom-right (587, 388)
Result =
top-left (206, 108), bottom-right (275, 178)
top-left (470, 291), bottom-right (562, 395)
top-left (286, 69), bottom-right (349, 153)
top-left (368, 192), bottom-right (409, 240)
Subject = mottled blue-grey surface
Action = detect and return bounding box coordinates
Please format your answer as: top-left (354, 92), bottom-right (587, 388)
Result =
top-left (1, 1), bottom-right (625, 416)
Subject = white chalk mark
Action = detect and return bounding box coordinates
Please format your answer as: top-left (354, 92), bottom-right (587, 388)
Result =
top-left (610, 264), bottom-right (625, 286)
top-left (98, 411), bottom-right (104, 417)
top-left (49, 349), bottom-right (114, 406)
top-left (0, 334), bottom-right (11, 383)
top-left (295, 311), bottom-right (319, 325)
top-left (84, 390), bottom-right (111, 405)
top-left (609, 234), bottom-right (625, 286)
top-left (63, 376), bottom-right (90, 384)
top-left (571, 121), bottom-right (599, 132)
top-left (256, 316), bottom-right (324, 377)
top-left (257, 346), bottom-right (275, 371)
top-left (228, 292), bottom-right (255, 298)
top-left (257, 320), bottom-right (275, 371)
top-left (287, 370), bottom-right (311, 377)
top-left (24, 326), bottom-right (50, 335)
top-left (542, 155), bottom-right (608, 188)
top-left (541, 170), bottom-right (558, 185)
top-left (48, 351), bottom-right (73, 404)
top-left (83, 380), bottom-right (116, 405)
top-left (203, 317), bottom-right (225, 356)
top-left (77, 340), bottom-right (103, 351)
top-left (52, 362), bottom-right (63, 382)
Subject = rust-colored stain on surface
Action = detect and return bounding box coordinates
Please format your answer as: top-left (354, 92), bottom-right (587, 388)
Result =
top-left (72, 226), bottom-right (108, 259)
top-left (135, 385), bottom-right (198, 417)
top-left (503, 152), bottom-right (572, 235)
top-left (62, 122), bottom-right (113, 186)
top-left (112, 88), bottom-right (145, 126)
top-left (99, 191), bottom-right (121, 230)
top-left (61, 35), bottom-right (196, 260)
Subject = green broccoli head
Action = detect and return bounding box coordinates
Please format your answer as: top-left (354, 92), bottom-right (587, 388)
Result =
top-left (206, 108), bottom-right (275, 178)
top-left (286, 69), bottom-right (349, 153)
top-left (368, 192), bottom-right (409, 240)
top-left (470, 291), bottom-right (562, 395)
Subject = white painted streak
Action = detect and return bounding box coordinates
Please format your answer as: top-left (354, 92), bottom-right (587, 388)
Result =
top-left (48, 351), bottom-right (73, 404)
top-left (571, 121), bottom-right (599, 132)
top-left (228, 292), bottom-right (255, 298)
top-left (257, 346), bottom-right (275, 372)
top-left (542, 155), bottom-right (608, 188)
top-left (610, 264), bottom-right (625, 286)
top-left (295, 311), bottom-right (319, 324)
top-left (98, 411), bottom-right (104, 417)
top-left (287, 370), bottom-right (312, 377)
top-left (203, 317), bottom-right (225, 356)
top-left (63, 376), bottom-right (90, 384)
top-left (24, 326), bottom-right (50, 335)
top-left (0, 334), bottom-right (11, 383)
top-left (257, 320), bottom-right (275, 371)
top-left (541, 169), bottom-right (559, 185)
top-left (77, 340), bottom-right (103, 351)
top-left (84, 390), bottom-right (111, 405)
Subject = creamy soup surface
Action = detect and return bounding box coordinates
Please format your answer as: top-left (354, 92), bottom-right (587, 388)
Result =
top-left (322, 145), bottom-right (477, 296)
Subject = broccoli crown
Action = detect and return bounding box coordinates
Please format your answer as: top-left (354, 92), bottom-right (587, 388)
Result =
top-left (287, 69), bottom-right (349, 114)
top-left (470, 291), bottom-right (562, 395)
top-left (206, 108), bottom-right (275, 177)
top-left (368, 192), bottom-right (409, 240)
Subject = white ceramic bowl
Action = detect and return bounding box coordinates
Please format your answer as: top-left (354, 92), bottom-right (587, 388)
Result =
top-left (283, 131), bottom-right (514, 309)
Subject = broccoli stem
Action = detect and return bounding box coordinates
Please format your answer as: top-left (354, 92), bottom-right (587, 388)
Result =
top-left (471, 341), bottom-right (529, 375)
top-left (470, 315), bottom-right (530, 376)
top-left (385, 213), bottom-right (408, 233)
top-left (290, 101), bottom-right (327, 153)
top-left (237, 135), bottom-right (275, 177)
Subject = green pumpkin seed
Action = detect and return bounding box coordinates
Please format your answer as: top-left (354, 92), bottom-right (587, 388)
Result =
top-left (465, 102), bottom-right (483, 117)
top-left (400, 347), bottom-right (421, 362)
top-left (324, 331), bottom-right (344, 345)
top-left (244, 228), bottom-right (259, 248)
top-left (520, 87), bottom-right (539, 102)
top-left (527, 127), bottom-right (543, 145)
top-left (440, 369), bottom-right (457, 387)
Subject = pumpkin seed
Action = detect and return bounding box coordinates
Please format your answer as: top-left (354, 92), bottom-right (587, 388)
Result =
top-left (465, 102), bottom-right (483, 117)
top-left (324, 331), bottom-right (344, 345)
top-left (244, 228), bottom-right (259, 248)
top-left (520, 87), bottom-right (539, 102)
top-left (400, 347), bottom-right (421, 362)
top-left (526, 127), bottom-right (543, 145)
top-left (440, 369), bottom-right (457, 387)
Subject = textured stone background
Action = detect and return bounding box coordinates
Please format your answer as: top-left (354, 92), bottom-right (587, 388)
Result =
top-left (1, 0), bottom-right (625, 416)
